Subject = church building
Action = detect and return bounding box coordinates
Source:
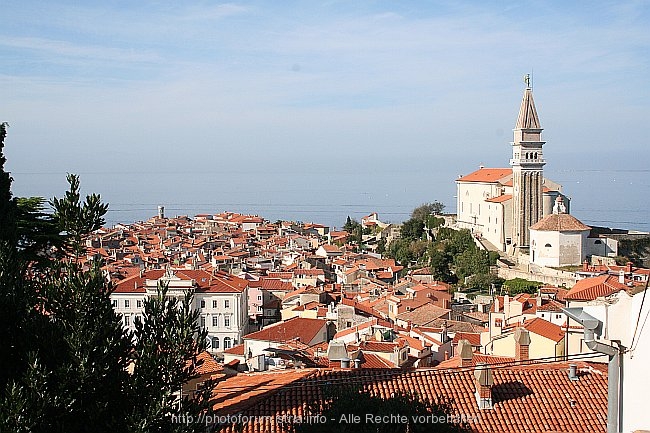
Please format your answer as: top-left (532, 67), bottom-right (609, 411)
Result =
top-left (455, 80), bottom-right (571, 253)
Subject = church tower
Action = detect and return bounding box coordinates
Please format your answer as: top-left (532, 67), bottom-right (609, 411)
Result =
top-left (511, 77), bottom-right (545, 249)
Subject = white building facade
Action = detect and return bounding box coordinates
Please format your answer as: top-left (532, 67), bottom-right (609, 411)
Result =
top-left (111, 268), bottom-right (249, 353)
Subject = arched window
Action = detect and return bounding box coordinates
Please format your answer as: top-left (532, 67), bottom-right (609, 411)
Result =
top-left (224, 337), bottom-right (231, 349)
top-left (534, 152), bottom-right (538, 159)
top-left (544, 243), bottom-right (552, 248)
top-left (212, 337), bottom-right (220, 349)
top-left (594, 240), bottom-right (602, 245)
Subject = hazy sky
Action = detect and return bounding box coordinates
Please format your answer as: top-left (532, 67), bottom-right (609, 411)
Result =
top-left (2, 1), bottom-right (650, 225)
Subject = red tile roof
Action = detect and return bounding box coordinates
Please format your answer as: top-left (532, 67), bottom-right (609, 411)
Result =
top-left (214, 363), bottom-right (607, 433)
top-left (452, 332), bottom-right (482, 347)
top-left (193, 351), bottom-right (223, 376)
top-left (565, 274), bottom-right (628, 301)
top-left (485, 194), bottom-right (512, 203)
top-left (530, 213), bottom-right (590, 232)
top-left (522, 318), bottom-right (565, 342)
top-left (211, 369), bottom-right (316, 415)
top-left (457, 168), bottom-right (512, 183)
top-left (243, 317), bottom-right (328, 344)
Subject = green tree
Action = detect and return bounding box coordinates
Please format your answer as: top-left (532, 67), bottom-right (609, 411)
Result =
top-left (466, 273), bottom-right (504, 292)
top-left (400, 219), bottom-right (424, 240)
top-left (453, 248), bottom-right (491, 281)
top-left (293, 386), bottom-right (470, 433)
top-left (0, 122), bottom-right (15, 242)
top-left (411, 201), bottom-right (446, 222)
top-left (0, 126), bottom-right (214, 432)
top-left (127, 286), bottom-right (212, 433)
top-left (502, 278), bottom-right (542, 295)
top-left (428, 247), bottom-right (453, 282)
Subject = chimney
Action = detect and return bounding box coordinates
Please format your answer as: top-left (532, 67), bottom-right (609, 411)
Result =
top-left (458, 339), bottom-right (474, 367)
top-left (474, 363), bottom-right (494, 410)
top-left (583, 260), bottom-right (589, 272)
top-left (353, 358), bottom-right (362, 369)
top-left (494, 297), bottom-right (500, 313)
top-left (504, 295), bottom-right (510, 318)
top-left (627, 261), bottom-right (633, 273)
top-left (568, 364), bottom-right (578, 381)
top-left (619, 270), bottom-right (625, 285)
top-left (514, 328), bottom-right (531, 361)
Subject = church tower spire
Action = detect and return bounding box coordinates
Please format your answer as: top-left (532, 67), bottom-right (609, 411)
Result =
top-left (510, 76), bottom-right (545, 249)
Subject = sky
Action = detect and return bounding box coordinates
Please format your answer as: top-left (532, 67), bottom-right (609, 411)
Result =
top-left (2, 1), bottom-right (650, 227)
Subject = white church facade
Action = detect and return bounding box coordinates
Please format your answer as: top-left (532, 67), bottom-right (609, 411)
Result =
top-left (455, 81), bottom-right (581, 257)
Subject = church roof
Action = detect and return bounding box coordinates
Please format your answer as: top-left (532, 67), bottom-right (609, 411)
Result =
top-left (516, 87), bottom-right (541, 129)
top-left (529, 213), bottom-right (590, 232)
top-left (485, 194), bottom-right (512, 203)
top-left (456, 168), bottom-right (511, 183)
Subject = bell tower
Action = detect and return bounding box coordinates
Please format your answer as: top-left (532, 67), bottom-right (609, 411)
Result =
top-left (511, 75), bottom-right (545, 249)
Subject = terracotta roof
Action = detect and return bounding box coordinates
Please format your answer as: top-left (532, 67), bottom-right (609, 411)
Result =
top-left (223, 343), bottom-right (245, 356)
top-left (485, 194), bottom-right (512, 203)
top-left (452, 332), bottom-right (482, 347)
top-left (211, 369), bottom-right (316, 415)
top-left (243, 317), bottom-right (328, 344)
top-left (356, 352), bottom-right (396, 369)
top-left (530, 213), bottom-right (590, 232)
top-left (565, 274), bottom-right (628, 301)
top-left (437, 353), bottom-right (514, 368)
top-left (457, 168), bottom-right (512, 184)
top-left (395, 303), bottom-right (450, 327)
top-left (214, 363), bottom-right (607, 433)
top-left (112, 269), bottom-right (248, 294)
top-left (522, 318), bottom-right (565, 342)
top-left (192, 351), bottom-right (223, 376)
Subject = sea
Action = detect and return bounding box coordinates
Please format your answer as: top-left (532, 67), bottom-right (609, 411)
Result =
top-left (9, 156), bottom-right (650, 232)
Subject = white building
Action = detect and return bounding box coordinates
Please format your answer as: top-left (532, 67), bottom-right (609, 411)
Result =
top-left (456, 82), bottom-right (569, 252)
top-left (572, 286), bottom-right (650, 433)
top-left (529, 196), bottom-right (591, 267)
top-left (111, 268), bottom-right (249, 353)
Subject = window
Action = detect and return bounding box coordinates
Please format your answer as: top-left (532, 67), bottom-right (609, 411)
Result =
top-left (594, 240), bottom-right (602, 245)
top-left (200, 300), bottom-right (205, 308)
top-left (137, 300), bottom-right (142, 308)
top-left (257, 306), bottom-right (262, 312)
top-left (200, 315), bottom-right (206, 328)
top-left (134, 315), bottom-right (140, 323)
top-left (212, 337), bottom-right (219, 349)
top-left (212, 300), bottom-right (218, 308)
top-left (112, 299), bottom-right (117, 308)
top-left (224, 316), bottom-right (230, 327)
top-left (257, 295), bottom-right (262, 301)
top-left (124, 299), bottom-right (130, 308)
top-left (124, 316), bottom-right (130, 326)
top-left (212, 316), bottom-right (218, 327)
top-left (225, 300), bottom-right (230, 309)
top-left (224, 337), bottom-right (231, 349)
top-left (545, 243), bottom-right (552, 248)
top-left (556, 314), bottom-right (562, 319)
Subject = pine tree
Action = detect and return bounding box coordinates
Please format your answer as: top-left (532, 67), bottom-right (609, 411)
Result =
top-left (127, 286), bottom-right (213, 433)
top-left (0, 126), bottom-right (215, 432)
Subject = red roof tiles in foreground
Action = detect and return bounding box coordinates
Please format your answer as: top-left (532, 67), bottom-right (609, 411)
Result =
top-left (211, 370), bottom-right (316, 415)
top-left (214, 362), bottom-right (607, 433)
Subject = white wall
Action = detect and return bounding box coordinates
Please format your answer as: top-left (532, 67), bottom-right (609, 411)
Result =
top-left (581, 290), bottom-right (650, 433)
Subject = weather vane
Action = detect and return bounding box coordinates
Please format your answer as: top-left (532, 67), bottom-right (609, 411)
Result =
top-left (524, 73), bottom-right (532, 89)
